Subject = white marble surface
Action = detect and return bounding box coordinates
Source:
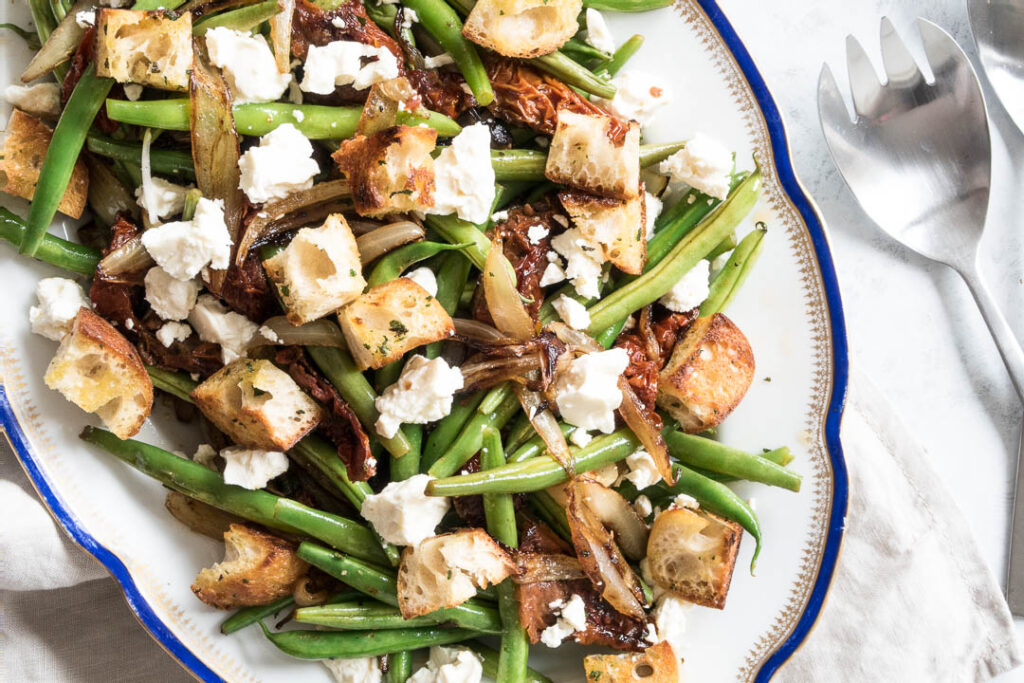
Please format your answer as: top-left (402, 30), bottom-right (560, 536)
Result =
top-left (716, 0), bottom-right (1024, 677)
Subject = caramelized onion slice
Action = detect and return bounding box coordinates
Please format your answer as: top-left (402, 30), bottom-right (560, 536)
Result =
top-left (97, 234), bottom-right (154, 280)
top-left (617, 377), bottom-right (674, 486)
top-left (575, 478), bottom-right (649, 560)
top-left (356, 221), bottom-right (424, 264)
top-left (256, 316), bottom-right (349, 347)
top-left (20, 0), bottom-right (93, 83)
top-left (566, 478), bottom-right (647, 620)
top-left (483, 236), bottom-right (534, 342)
top-left (513, 552), bottom-right (585, 583)
top-left (453, 318), bottom-right (512, 344)
top-left (268, 0), bottom-right (294, 73)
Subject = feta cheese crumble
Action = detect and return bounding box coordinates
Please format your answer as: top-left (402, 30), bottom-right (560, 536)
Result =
top-left (527, 224), bottom-right (549, 244)
top-left (553, 348), bottom-right (628, 434)
top-left (322, 657), bottom-right (382, 683)
top-left (570, 427), bottom-right (593, 448)
top-left (634, 494), bottom-right (653, 518)
top-left (658, 259), bottom-right (710, 313)
top-left (550, 228), bottom-right (605, 299)
top-left (192, 443), bottom-right (218, 470)
top-left (140, 198), bottom-right (232, 281)
top-left (360, 474), bottom-right (450, 546)
top-left (75, 10), bottom-right (95, 27)
top-left (4, 83), bottom-right (60, 118)
top-left (539, 253), bottom-right (567, 287)
top-left (617, 448), bottom-right (662, 490)
top-left (205, 27), bottom-right (292, 104)
top-left (123, 84), bottom-right (143, 101)
top-left (597, 70), bottom-right (672, 127)
top-left (644, 191), bottom-right (662, 240)
top-left (375, 356), bottom-right (464, 438)
top-left (670, 492), bottom-right (699, 510)
top-left (29, 278), bottom-right (91, 341)
top-left (135, 176), bottom-right (189, 221)
top-left (144, 267), bottom-right (200, 320)
top-left (659, 133), bottom-right (733, 200)
top-left (651, 594), bottom-right (691, 660)
top-left (238, 124), bottom-right (320, 204)
top-left (422, 52), bottom-right (455, 69)
top-left (156, 321), bottom-right (192, 347)
top-left (300, 40), bottom-right (400, 94)
top-left (551, 294), bottom-right (590, 330)
top-left (540, 594), bottom-right (588, 647)
top-left (188, 294), bottom-right (259, 364)
top-left (220, 446), bottom-right (289, 489)
top-left (409, 647), bottom-right (483, 683)
top-left (404, 266), bottom-right (438, 297)
top-left (429, 123), bottom-right (496, 224)
top-left (584, 8), bottom-right (615, 53)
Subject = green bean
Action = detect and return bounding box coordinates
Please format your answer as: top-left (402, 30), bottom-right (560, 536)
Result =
top-left (486, 144), bottom-right (684, 182)
top-left (296, 602), bottom-right (448, 630)
top-left (595, 34), bottom-right (643, 77)
top-left (585, 169), bottom-right (761, 334)
top-left (501, 414), bottom-right (535, 455)
top-left (105, 99), bottom-right (461, 139)
top-left (532, 51), bottom-right (615, 99)
top-left (86, 134), bottom-right (196, 180)
top-left (560, 36), bottom-right (612, 64)
top-left (25, 0), bottom-right (56, 43)
top-left (391, 424), bottom-right (422, 482)
top-left (367, 241), bottom-right (471, 288)
top-left (427, 391), bottom-right (520, 478)
top-left (307, 347), bottom-right (412, 457)
top-left (701, 223), bottom-right (766, 316)
top-left (221, 596), bottom-right (295, 635)
top-left (424, 250), bottom-right (472, 359)
top-left (663, 463), bottom-right (762, 570)
top-left (375, 358), bottom-right (405, 394)
top-left (421, 392), bottom-right (484, 472)
top-left (470, 643), bottom-right (553, 683)
top-left (429, 428), bottom-right (639, 496)
top-left (22, 65), bottom-right (113, 257)
top-left (583, 0), bottom-right (673, 11)
top-left (48, 0), bottom-right (66, 20)
top-left (506, 423), bottom-right (574, 464)
top-left (0, 207), bottom-right (100, 275)
top-left (387, 651), bottom-right (413, 683)
top-left (297, 543), bottom-right (504, 633)
top-left (664, 431), bottom-right (800, 492)
top-left (477, 383), bottom-right (512, 415)
top-left (402, 0), bottom-right (494, 105)
top-left (260, 622), bottom-right (477, 659)
top-left (480, 429), bottom-right (528, 683)
top-left (706, 231), bottom-right (738, 262)
top-left (193, 0), bottom-right (280, 33)
top-left (145, 364), bottom-right (198, 402)
top-left (1, 22), bottom-right (41, 49)
top-left (423, 214), bottom-right (490, 270)
top-left (529, 491), bottom-right (572, 543)
top-left (364, 1), bottom-right (416, 50)
top-left (80, 427), bottom-right (388, 564)
top-left (181, 188), bottom-right (202, 220)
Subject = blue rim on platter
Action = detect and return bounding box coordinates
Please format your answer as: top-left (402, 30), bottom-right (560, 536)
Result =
top-left (0, 0), bottom-right (850, 679)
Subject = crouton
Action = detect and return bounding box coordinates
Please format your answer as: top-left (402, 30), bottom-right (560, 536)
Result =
top-left (191, 359), bottom-right (323, 451)
top-left (583, 642), bottom-right (681, 683)
top-left (192, 524), bottom-right (307, 610)
top-left (656, 313), bottom-right (755, 433)
top-left (1, 110), bottom-right (88, 218)
top-left (338, 278), bottom-right (454, 370)
top-left (331, 125), bottom-right (436, 217)
top-left (44, 308), bottom-right (153, 439)
top-left (262, 214), bottom-right (367, 324)
top-left (397, 529), bottom-right (516, 618)
top-left (165, 490), bottom-right (243, 540)
top-left (545, 110), bottom-right (640, 200)
top-left (94, 9), bottom-right (192, 91)
top-left (646, 507), bottom-right (742, 609)
top-left (559, 189), bottom-right (646, 275)
top-left (462, 0), bottom-right (581, 59)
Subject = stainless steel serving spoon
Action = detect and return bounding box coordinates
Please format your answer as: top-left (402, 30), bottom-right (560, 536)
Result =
top-left (969, 0), bottom-right (1024, 615)
top-left (818, 17), bottom-right (1024, 608)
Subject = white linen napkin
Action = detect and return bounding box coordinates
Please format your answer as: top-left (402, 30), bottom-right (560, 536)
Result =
top-left (1, 372), bottom-right (1021, 681)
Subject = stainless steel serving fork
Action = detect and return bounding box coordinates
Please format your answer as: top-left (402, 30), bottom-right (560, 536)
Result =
top-left (818, 18), bottom-right (1024, 607)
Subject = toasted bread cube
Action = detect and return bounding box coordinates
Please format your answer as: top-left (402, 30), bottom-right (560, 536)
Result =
top-left (545, 110), bottom-right (640, 200)
top-left (262, 214), bottom-right (367, 324)
top-left (332, 125), bottom-right (436, 217)
top-left (191, 358), bottom-right (323, 451)
top-left (1, 110), bottom-right (88, 218)
top-left (95, 9), bottom-right (192, 91)
top-left (192, 524), bottom-right (308, 609)
top-left (656, 313), bottom-right (754, 433)
top-left (397, 529), bottom-right (516, 619)
top-left (44, 308), bottom-right (153, 439)
top-left (583, 642), bottom-right (681, 683)
top-left (646, 507), bottom-right (741, 609)
top-left (462, 0), bottom-right (581, 59)
top-left (338, 279), bottom-right (454, 370)
top-left (559, 189), bottom-right (646, 275)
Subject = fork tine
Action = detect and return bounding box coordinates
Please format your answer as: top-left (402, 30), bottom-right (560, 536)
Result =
top-left (817, 64), bottom-right (854, 127)
top-left (846, 35), bottom-right (882, 116)
top-left (918, 18), bottom-right (967, 78)
top-left (879, 17), bottom-right (921, 85)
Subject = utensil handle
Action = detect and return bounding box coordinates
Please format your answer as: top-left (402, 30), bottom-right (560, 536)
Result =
top-left (961, 269), bottom-right (1024, 401)
top-left (1006, 426), bottom-right (1024, 615)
